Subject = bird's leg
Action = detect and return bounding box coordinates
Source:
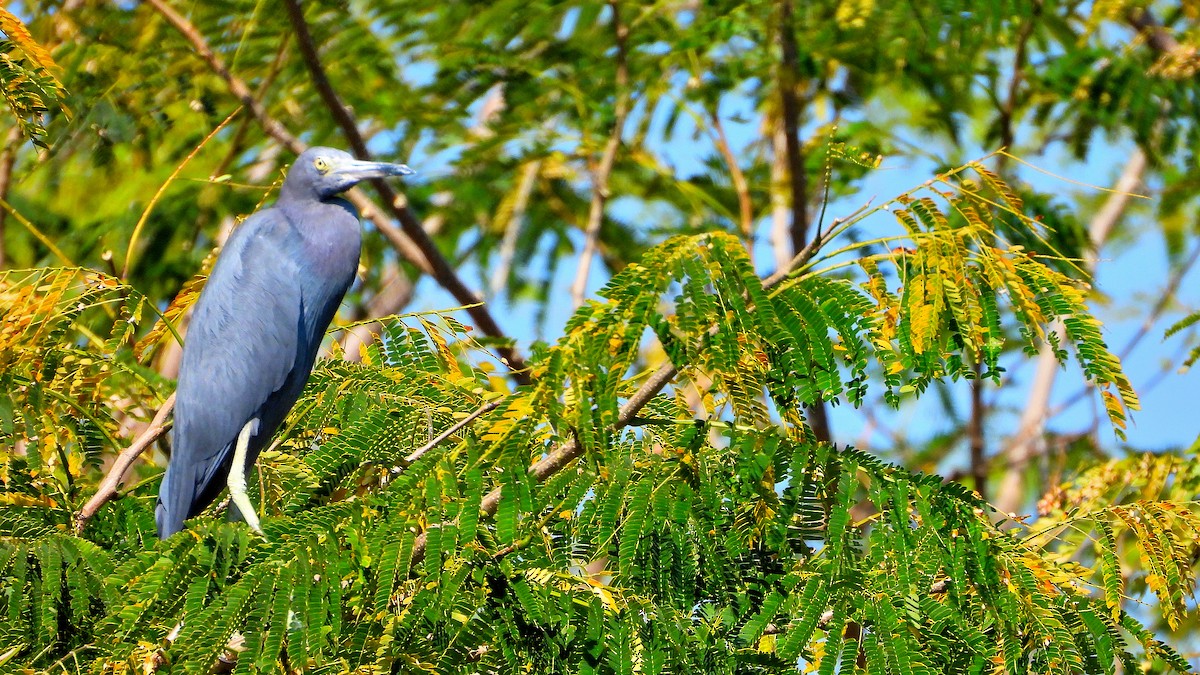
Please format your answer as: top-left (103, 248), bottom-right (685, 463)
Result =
top-left (227, 418), bottom-right (265, 536)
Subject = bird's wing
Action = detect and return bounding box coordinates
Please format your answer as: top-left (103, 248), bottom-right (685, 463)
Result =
top-left (161, 207), bottom-right (305, 524)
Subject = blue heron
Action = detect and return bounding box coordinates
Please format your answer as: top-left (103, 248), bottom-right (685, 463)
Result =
top-left (156, 147), bottom-right (414, 539)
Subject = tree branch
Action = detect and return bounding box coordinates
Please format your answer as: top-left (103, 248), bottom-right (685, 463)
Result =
top-left (409, 206), bottom-right (849, 567)
top-left (777, 0), bottom-right (830, 443)
top-left (711, 111), bottom-right (754, 260)
top-left (280, 0), bottom-right (529, 383)
top-left (994, 149), bottom-right (1146, 516)
top-left (392, 400), bottom-right (502, 471)
top-left (1127, 6), bottom-right (1181, 53)
top-left (569, 0), bottom-right (630, 309)
top-left (74, 393), bottom-right (175, 534)
top-left (0, 126), bottom-right (22, 268)
top-left (147, 0), bottom-right (530, 384)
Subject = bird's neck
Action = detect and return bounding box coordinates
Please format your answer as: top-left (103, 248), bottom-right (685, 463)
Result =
top-left (276, 193), bottom-right (359, 223)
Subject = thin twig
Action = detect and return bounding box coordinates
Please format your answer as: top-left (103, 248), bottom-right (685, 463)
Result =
top-left (569, 0), bottom-right (630, 309)
top-left (393, 400), bottom-right (501, 470)
top-left (74, 393), bottom-right (175, 534)
top-left (211, 34), bottom-right (291, 181)
top-left (0, 126), bottom-right (22, 268)
top-left (148, 0), bottom-right (530, 384)
top-left (762, 199), bottom-right (872, 289)
top-left (408, 198), bottom-right (862, 567)
top-left (710, 111), bottom-right (754, 260)
top-left (123, 107), bottom-right (241, 279)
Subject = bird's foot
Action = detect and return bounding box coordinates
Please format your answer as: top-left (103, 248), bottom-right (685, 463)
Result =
top-left (227, 418), bottom-right (268, 540)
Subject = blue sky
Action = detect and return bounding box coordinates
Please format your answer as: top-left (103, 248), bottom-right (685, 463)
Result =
top-left (388, 81), bottom-right (1200, 469)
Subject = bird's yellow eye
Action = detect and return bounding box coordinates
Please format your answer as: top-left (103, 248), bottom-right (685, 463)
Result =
top-left (313, 157), bottom-right (329, 173)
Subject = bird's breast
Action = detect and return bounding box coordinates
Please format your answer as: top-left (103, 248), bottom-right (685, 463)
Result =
top-left (297, 203), bottom-right (363, 282)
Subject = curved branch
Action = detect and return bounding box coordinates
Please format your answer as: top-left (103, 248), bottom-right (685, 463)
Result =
top-left (409, 207), bottom-right (849, 567)
top-left (146, 0), bottom-right (529, 384)
top-left (74, 393), bottom-right (175, 534)
top-left (569, 0), bottom-right (630, 309)
top-left (281, 0), bottom-right (530, 383)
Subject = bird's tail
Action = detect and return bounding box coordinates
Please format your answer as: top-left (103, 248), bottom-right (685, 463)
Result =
top-left (155, 465), bottom-right (188, 539)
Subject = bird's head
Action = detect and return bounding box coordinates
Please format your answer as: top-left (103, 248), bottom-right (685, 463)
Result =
top-left (283, 147), bottom-right (414, 200)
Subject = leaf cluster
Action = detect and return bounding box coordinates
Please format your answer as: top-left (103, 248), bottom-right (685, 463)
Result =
top-left (0, 164), bottom-right (1195, 673)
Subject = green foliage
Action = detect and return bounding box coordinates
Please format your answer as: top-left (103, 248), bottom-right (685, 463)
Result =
top-left (0, 9), bottom-right (66, 149)
top-left (1, 163), bottom-right (1195, 673)
top-left (1165, 310), bottom-right (1200, 372)
top-left (2, 0), bottom-right (1200, 671)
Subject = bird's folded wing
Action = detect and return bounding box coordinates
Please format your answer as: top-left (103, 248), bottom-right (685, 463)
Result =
top-left (168, 208), bottom-right (304, 513)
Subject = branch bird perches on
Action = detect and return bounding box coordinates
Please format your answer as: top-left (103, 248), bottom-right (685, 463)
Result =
top-left (145, 0), bottom-right (530, 385)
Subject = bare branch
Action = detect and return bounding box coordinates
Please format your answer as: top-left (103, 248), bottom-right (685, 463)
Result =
top-left (711, 111), bottom-right (754, 260)
top-left (409, 200), bottom-right (856, 567)
top-left (570, 0), bottom-right (630, 309)
top-left (392, 400), bottom-right (502, 470)
top-left (281, 0), bottom-right (529, 383)
top-left (995, 149), bottom-right (1146, 516)
top-left (1127, 7), bottom-right (1181, 53)
top-left (145, 0), bottom-right (300, 150)
top-left (148, 0), bottom-right (530, 384)
top-left (74, 393), bottom-right (175, 534)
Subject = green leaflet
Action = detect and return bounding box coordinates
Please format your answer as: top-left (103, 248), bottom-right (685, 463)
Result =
top-left (0, 163), bottom-right (1190, 673)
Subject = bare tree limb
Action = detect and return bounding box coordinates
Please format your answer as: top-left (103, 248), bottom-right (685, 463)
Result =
top-left (392, 400), bottom-right (502, 470)
top-left (711, 111), bottom-right (754, 260)
top-left (570, 0), bottom-right (630, 309)
top-left (409, 204), bottom-right (849, 567)
top-left (777, 0), bottom-right (830, 443)
top-left (145, 0), bottom-right (300, 149)
top-left (291, 0), bottom-right (529, 379)
top-left (147, 0), bottom-right (530, 384)
top-left (0, 126), bottom-right (23, 268)
top-left (995, 149), bottom-right (1146, 516)
top-left (74, 393), bottom-right (176, 534)
top-left (280, 0), bottom-right (529, 384)
top-left (1127, 6), bottom-right (1181, 53)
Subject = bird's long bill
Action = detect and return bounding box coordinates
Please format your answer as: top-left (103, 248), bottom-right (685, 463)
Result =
top-left (331, 158), bottom-right (415, 180)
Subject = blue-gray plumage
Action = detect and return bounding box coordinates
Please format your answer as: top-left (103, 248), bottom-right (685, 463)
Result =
top-left (156, 147), bottom-right (413, 539)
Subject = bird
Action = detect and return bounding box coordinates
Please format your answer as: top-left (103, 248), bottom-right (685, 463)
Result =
top-left (155, 147), bottom-right (414, 539)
